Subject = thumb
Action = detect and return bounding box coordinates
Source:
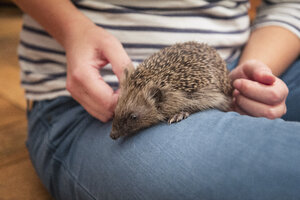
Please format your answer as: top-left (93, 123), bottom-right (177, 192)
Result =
top-left (242, 60), bottom-right (276, 85)
top-left (110, 92), bottom-right (119, 112)
top-left (255, 70), bottom-right (276, 85)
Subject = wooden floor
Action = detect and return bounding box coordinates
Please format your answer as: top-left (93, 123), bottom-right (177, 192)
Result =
top-left (0, 6), bottom-right (53, 200)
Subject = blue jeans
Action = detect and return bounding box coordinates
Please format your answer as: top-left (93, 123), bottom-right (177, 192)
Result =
top-left (26, 59), bottom-right (300, 200)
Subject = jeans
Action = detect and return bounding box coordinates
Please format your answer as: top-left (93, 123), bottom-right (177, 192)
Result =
top-left (26, 59), bottom-right (300, 200)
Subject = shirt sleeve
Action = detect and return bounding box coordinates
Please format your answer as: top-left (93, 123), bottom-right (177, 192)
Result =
top-left (251, 0), bottom-right (300, 38)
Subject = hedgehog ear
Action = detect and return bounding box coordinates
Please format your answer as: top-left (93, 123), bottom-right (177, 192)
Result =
top-left (149, 87), bottom-right (164, 104)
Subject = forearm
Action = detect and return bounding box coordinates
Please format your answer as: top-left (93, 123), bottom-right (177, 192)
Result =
top-left (239, 26), bottom-right (300, 76)
top-left (12, 0), bottom-right (95, 48)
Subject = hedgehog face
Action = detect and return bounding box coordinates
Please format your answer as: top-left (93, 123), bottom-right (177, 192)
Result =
top-left (110, 86), bottom-right (165, 140)
top-left (110, 105), bottom-right (148, 140)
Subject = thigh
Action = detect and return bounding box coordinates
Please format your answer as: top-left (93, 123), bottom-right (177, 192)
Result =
top-left (27, 97), bottom-right (300, 200)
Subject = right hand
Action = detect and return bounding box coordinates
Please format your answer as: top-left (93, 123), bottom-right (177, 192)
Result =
top-left (65, 24), bottom-right (132, 122)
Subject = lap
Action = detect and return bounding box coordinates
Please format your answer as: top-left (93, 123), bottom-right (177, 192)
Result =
top-left (27, 97), bottom-right (300, 200)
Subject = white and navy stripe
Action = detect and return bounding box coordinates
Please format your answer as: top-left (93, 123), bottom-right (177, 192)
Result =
top-left (252, 0), bottom-right (300, 37)
top-left (18, 0), bottom-right (299, 100)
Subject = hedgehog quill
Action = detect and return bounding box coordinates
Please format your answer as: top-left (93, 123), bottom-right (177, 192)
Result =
top-left (110, 42), bottom-right (233, 140)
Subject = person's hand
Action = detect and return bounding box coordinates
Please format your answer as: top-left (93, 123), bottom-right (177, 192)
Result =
top-left (229, 60), bottom-right (289, 119)
top-left (65, 24), bottom-right (132, 122)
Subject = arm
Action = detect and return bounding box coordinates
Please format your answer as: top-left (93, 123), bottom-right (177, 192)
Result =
top-left (243, 0), bottom-right (300, 76)
top-left (13, 0), bottom-right (131, 122)
top-left (12, 0), bottom-right (89, 48)
top-left (229, 0), bottom-right (300, 119)
top-left (239, 26), bottom-right (300, 76)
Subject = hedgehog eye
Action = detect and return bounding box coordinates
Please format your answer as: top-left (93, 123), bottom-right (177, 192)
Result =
top-left (130, 114), bottom-right (138, 120)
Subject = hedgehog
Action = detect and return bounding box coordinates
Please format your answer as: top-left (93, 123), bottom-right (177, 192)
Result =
top-left (110, 41), bottom-right (233, 140)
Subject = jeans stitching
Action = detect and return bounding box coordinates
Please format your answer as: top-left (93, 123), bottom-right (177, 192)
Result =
top-left (47, 115), bottom-right (98, 200)
top-left (29, 100), bottom-right (98, 200)
top-left (52, 154), bottom-right (98, 200)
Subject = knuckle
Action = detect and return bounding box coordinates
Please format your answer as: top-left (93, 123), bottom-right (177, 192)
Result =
top-left (101, 113), bottom-right (114, 123)
top-left (284, 85), bottom-right (289, 96)
top-left (269, 89), bottom-right (282, 104)
top-left (283, 105), bottom-right (287, 115)
top-left (71, 69), bottom-right (83, 83)
top-left (101, 117), bottom-right (110, 123)
top-left (235, 95), bottom-right (241, 105)
top-left (91, 110), bottom-right (112, 123)
top-left (101, 94), bottom-right (115, 111)
top-left (265, 107), bottom-right (279, 119)
top-left (239, 80), bottom-right (249, 93)
top-left (278, 79), bottom-right (289, 97)
top-left (66, 78), bottom-right (74, 93)
top-left (102, 100), bottom-right (113, 111)
top-left (235, 95), bottom-right (245, 109)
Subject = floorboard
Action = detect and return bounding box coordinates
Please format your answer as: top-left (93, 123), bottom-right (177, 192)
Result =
top-left (0, 5), bottom-right (53, 200)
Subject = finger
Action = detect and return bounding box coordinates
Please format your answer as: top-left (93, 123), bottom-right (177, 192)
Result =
top-left (228, 65), bottom-right (247, 81)
top-left (105, 42), bottom-right (132, 81)
top-left (235, 94), bottom-right (287, 119)
top-left (95, 59), bottom-right (109, 68)
top-left (233, 78), bottom-right (288, 106)
top-left (229, 60), bottom-right (276, 85)
top-left (70, 86), bottom-right (114, 122)
top-left (233, 104), bottom-right (248, 116)
top-left (242, 60), bottom-right (276, 85)
top-left (232, 89), bottom-right (240, 97)
top-left (81, 98), bottom-right (114, 122)
top-left (111, 92), bottom-right (119, 112)
top-left (67, 68), bottom-right (117, 121)
top-left (232, 97), bottom-right (248, 115)
top-left (82, 76), bottom-right (117, 112)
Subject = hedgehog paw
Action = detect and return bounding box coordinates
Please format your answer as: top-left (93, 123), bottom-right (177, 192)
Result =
top-left (168, 112), bottom-right (190, 124)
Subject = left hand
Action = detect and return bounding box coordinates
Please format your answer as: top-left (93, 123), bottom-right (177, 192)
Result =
top-left (229, 60), bottom-right (289, 119)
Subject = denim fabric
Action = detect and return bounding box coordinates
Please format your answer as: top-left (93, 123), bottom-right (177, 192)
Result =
top-left (26, 59), bottom-right (300, 200)
top-left (279, 58), bottom-right (300, 121)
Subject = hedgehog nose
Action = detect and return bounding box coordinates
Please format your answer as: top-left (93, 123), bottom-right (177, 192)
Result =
top-left (110, 131), bottom-right (119, 140)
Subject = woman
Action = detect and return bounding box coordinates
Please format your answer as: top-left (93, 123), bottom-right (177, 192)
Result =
top-left (13, 0), bottom-right (300, 199)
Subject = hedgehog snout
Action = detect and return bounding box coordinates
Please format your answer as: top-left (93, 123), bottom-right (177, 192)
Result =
top-left (110, 130), bottom-right (121, 140)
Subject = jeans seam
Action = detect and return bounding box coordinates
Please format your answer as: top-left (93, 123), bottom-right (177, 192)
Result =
top-left (52, 154), bottom-right (97, 200)
top-left (43, 110), bottom-right (91, 152)
top-left (44, 114), bottom-right (97, 200)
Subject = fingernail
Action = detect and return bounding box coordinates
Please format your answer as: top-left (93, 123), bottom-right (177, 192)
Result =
top-left (261, 72), bottom-right (276, 85)
top-left (233, 89), bottom-right (239, 97)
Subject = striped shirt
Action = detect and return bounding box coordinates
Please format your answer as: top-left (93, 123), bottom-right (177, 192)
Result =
top-left (18, 0), bottom-right (300, 100)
